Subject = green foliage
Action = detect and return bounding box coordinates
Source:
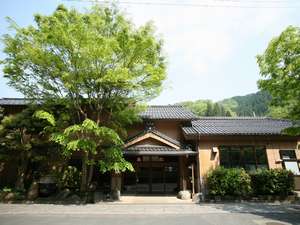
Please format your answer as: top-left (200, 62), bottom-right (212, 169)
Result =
top-left (206, 167), bottom-right (252, 197)
top-left (2, 187), bottom-right (12, 193)
top-left (1, 4), bottom-right (166, 103)
top-left (34, 110), bottom-right (56, 126)
top-left (180, 91), bottom-right (271, 117)
top-left (0, 106), bottom-right (60, 190)
top-left (179, 100), bottom-right (210, 116)
top-left (257, 26), bottom-right (300, 133)
top-left (59, 166), bottom-right (81, 190)
top-left (99, 147), bottom-right (134, 173)
top-left (49, 118), bottom-right (123, 156)
top-left (220, 91), bottom-right (272, 117)
top-left (251, 169), bottom-right (294, 196)
top-left (38, 113), bottom-right (132, 174)
top-left (1, 4), bottom-right (165, 191)
top-left (207, 167), bottom-right (295, 198)
top-left (0, 107), bottom-right (48, 152)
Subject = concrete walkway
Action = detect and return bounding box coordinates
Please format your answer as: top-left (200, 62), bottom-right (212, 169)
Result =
top-left (119, 196), bottom-right (192, 204)
top-left (0, 202), bottom-right (299, 215)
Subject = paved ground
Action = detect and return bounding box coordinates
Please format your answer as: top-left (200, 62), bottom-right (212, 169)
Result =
top-left (0, 203), bottom-right (299, 225)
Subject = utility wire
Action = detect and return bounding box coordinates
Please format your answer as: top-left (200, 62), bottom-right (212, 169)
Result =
top-left (64, 0), bottom-right (300, 8)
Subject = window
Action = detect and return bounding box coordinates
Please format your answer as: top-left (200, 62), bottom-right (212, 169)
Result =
top-left (219, 146), bottom-right (268, 171)
top-left (280, 150), bottom-right (300, 175)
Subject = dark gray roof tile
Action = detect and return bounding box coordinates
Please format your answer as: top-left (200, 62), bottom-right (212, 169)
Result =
top-left (0, 98), bottom-right (29, 105)
top-left (124, 145), bottom-right (196, 155)
top-left (140, 105), bottom-right (198, 120)
top-left (182, 117), bottom-right (296, 136)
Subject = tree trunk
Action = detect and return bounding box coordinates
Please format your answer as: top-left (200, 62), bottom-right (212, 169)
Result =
top-left (87, 163), bottom-right (94, 188)
top-left (80, 152), bottom-right (88, 193)
top-left (15, 153), bottom-right (29, 191)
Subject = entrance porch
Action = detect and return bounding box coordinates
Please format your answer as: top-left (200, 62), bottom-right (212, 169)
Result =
top-left (112, 150), bottom-right (198, 199)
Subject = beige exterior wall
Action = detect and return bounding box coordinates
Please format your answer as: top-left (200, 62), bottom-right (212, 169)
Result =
top-left (154, 120), bottom-right (183, 141)
top-left (197, 136), bottom-right (300, 180)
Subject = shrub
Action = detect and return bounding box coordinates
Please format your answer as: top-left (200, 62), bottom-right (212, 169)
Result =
top-left (206, 167), bottom-right (252, 197)
top-left (251, 169), bottom-right (294, 196)
top-left (59, 166), bottom-right (81, 190)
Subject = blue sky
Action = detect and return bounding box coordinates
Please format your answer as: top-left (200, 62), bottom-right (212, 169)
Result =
top-left (0, 0), bottom-right (299, 104)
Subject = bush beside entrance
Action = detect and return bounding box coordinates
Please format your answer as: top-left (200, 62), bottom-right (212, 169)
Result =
top-left (206, 167), bottom-right (295, 198)
top-left (251, 169), bottom-right (294, 196)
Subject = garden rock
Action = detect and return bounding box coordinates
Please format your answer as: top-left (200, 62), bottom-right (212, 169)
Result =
top-left (68, 194), bottom-right (81, 204)
top-left (27, 182), bottom-right (39, 200)
top-left (56, 189), bottom-right (72, 200)
top-left (177, 190), bottom-right (191, 200)
top-left (3, 192), bottom-right (15, 202)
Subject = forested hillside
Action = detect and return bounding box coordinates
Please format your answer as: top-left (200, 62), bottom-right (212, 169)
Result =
top-left (179, 91), bottom-right (271, 117)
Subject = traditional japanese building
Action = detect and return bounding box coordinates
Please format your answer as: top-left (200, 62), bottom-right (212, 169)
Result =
top-left (0, 98), bottom-right (299, 198)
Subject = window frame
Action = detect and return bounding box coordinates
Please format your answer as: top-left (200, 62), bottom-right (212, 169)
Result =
top-left (219, 145), bottom-right (269, 170)
top-left (279, 149), bottom-right (300, 175)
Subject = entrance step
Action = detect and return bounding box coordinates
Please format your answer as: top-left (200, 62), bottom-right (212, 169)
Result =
top-left (117, 196), bottom-right (193, 204)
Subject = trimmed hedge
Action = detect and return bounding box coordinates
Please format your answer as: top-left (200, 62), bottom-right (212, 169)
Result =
top-left (207, 167), bottom-right (295, 197)
top-left (251, 169), bottom-right (294, 196)
top-left (206, 167), bottom-right (252, 197)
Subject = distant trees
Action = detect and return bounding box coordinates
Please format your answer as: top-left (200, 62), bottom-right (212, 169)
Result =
top-left (180, 91), bottom-right (271, 117)
top-left (180, 100), bottom-right (233, 117)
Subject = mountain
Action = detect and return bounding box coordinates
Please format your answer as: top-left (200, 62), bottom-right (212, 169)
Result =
top-left (178, 91), bottom-right (272, 117)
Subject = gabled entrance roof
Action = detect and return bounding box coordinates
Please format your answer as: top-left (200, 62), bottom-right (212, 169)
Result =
top-left (124, 145), bottom-right (197, 156)
top-left (124, 129), bottom-right (181, 149)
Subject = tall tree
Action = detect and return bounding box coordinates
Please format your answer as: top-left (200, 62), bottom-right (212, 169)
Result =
top-left (257, 26), bottom-right (300, 134)
top-left (257, 26), bottom-right (300, 119)
top-left (0, 107), bottom-right (58, 190)
top-left (1, 4), bottom-right (166, 192)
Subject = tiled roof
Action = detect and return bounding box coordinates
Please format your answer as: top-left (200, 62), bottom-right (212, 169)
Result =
top-left (140, 105), bottom-right (198, 120)
top-left (182, 117), bottom-right (296, 136)
top-left (0, 99), bottom-right (197, 121)
top-left (126, 129), bottom-right (181, 147)
top-left (0, 98), bottom-right (29, 105)
top-left (123, 145), bottom-right (196, 155)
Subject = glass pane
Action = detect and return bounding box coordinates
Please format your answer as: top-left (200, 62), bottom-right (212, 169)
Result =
top-left (219, 146), bottom-right (230, 167)
top-left (136, 167), bottom-right (150, 193)
top-left (245, 164), bottom-right (257, 172)
top-left (123, 172), bottom-right (136, 194)
top-left (280, 150), bottom-right (297, 160)
top-left (244, 146), bottom-right (255, 164)
top-left (284, 161), bottom-right (300, 175)
top-left (256, 147), bottom-right (267, 165)
top-left (151, 167), bottom-right (164, 193)
top-left (257, 164), bottom-right (268, 169)
top-left (230, 147), bottom-right (242, 167)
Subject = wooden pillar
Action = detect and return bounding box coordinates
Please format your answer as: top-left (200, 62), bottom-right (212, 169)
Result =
top-left (195, 142), bottom-right (201, 193)
top-left (191, 163), bottom-right (195, 196)
top-left (179, 156), bottom-right (188, 190)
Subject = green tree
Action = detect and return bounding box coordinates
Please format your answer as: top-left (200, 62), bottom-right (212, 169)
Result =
top-left (0, 107), bottom-right (54, 190)
top-left (206, 101), bottom-right (214, 116)
top-left (257, 26), bottom-right (300, 134)
top-left (213, 103), bottom-right (221, 116)
top-left (180, 100), bottom-right (209, 116)
top-left (1, 5), bottom-right (166, 192)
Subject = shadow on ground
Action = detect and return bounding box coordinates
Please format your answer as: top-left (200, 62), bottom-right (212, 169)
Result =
top-left (200, 202), bottom-right (300, 225)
